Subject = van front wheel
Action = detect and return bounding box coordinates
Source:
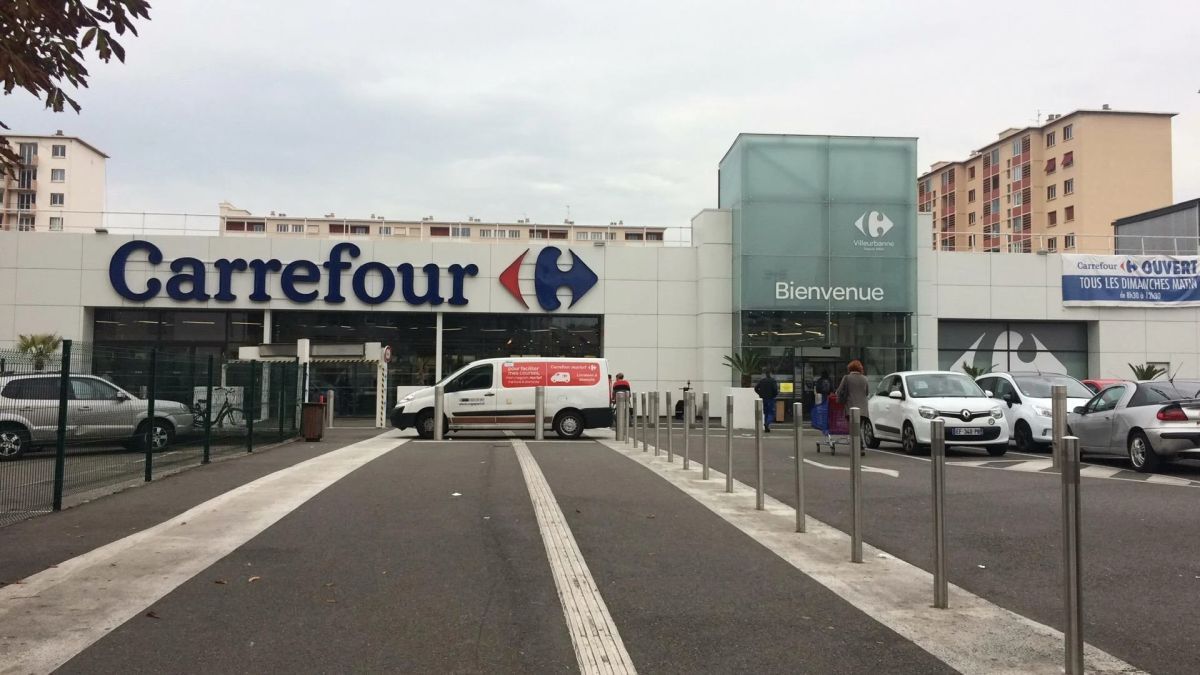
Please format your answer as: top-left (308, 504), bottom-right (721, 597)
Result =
top-left (554, 410), bottom-right (585, 440)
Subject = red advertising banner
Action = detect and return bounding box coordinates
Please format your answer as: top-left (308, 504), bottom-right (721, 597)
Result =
top-left (501, 361), bottom-right (601, 388)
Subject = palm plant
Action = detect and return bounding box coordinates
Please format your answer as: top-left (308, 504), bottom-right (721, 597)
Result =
top-left (1128, 362), bottom-right (1166, 381)
top-left (17, 333), bottom-right (63, 371)
top-left (960, 361), bottom-right (996, 379)
top-left (723, 351), bottom-right (763, 387)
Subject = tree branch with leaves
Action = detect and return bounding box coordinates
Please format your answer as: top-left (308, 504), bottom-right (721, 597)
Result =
top-left (0, 0), bottom-right (152, 174)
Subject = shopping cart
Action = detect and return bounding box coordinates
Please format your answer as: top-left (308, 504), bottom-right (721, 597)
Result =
top-left (812, 395), bottom-right (851, 455)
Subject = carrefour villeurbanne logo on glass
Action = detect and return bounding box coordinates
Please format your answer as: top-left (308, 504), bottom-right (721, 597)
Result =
top-left (108, 240), bottom-right (596, 311)
top-left (852, 210), bottom-right (897, 251)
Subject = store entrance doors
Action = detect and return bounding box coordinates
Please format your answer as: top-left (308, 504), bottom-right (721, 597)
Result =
top-left (310, 362), bottom-right (378, 419)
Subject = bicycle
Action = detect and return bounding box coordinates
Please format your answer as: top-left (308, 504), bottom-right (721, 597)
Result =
top-left (192, 389), bottom-right (245, 428)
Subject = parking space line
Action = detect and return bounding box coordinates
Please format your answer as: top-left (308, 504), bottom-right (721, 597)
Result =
top-left (0, 432), bottom-right (406, 675)
top-left (601, 438), bottom-right (1138, 675)
top-left (510, 437), bottom-right (636, 675)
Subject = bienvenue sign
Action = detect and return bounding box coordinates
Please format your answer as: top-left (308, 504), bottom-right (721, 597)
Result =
top-left (1062, 254), bottom-right (1200, 307)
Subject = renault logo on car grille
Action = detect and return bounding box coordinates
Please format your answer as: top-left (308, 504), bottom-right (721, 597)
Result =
top-left (960, 409), bottom-right (972, 421)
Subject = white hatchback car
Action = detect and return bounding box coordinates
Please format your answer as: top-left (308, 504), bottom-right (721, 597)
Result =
top-left (864, 371), bottom-right (1010, 456)
top-left (974, 372), bottom-right (1093, 452)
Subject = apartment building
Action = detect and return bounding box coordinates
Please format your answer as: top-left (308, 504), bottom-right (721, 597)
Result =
top-left (0, 132), bottom-right (107, 232)
top-left (918, 108), bottom-right (1174, 253)
top-left (218, 202), bottom-right (669, 245)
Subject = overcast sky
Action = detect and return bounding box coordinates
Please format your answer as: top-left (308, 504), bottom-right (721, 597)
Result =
top-left (4, 0), bottom-right (1198, 234)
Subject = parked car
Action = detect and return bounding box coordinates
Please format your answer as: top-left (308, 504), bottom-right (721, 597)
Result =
top-left (1067, 379), bottom-right (1200, 472)
top-left (392, 357), bottom-right (613, 439)
top-left (0, 373), bottom-right (193, 460)
top-left (864, 371), bottom-right (1009, 456)
top-left (975, 372), bottom-right (1094, 452)
top-left (1081, 378), bottom-right (1123, 394)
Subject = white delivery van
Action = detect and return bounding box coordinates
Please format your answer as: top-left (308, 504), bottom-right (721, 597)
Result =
top-left (391, 357), bottom-right (613, 439)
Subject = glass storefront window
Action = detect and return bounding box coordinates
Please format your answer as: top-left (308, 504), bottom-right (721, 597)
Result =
top-left (441, 314), bottom-right (603, 375)
top-left (938, 320), bottom-right (1088, 378)
top-left (271, 311), bottom-right (437, 388)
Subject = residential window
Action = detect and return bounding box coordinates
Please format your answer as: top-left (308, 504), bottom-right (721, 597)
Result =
top-left (350, 225), bottom-right (370, 235)
top-left (1045, 131), bottom-right (1055, 147)
top-left (968, 166), bottom-right (976, 180)
top-left (408, 227), bottom-right (420, 236)
top-left (18, 143), bottom-right (37, 162)
top-left (1063, 124), bottom-right (1073, 140)
top-left (1012, 164), bottom-right (1023, 181)
top-left (989, 148), bottom-right (1000, 165)
top-left (508, 229), bottom-right (520, 239)
top-left (276, 223), bottom-right (289, 233)
top-left (646, 232), bottom-right (664, 241)
top-left (50, 192), bottom-right (64, 206)
top-left (1045, 157), bottom-right (1056, 173)
top-left (968, 234), bottom-right (976, 248)
top-left (968, 189), bottom-right (976, 203)
top-left (1047, 185), bottom-right (1057, 201)
top-left (308, 224), bottom-right (321, 234)
top-left (1048, 210), bottom-right (1057, 226)
top-left (1065, 234), bottom-right (1076, 249)
top-left (430, 226), bottom-right (449, 237)
top-left (1065, 206), bottom-right (1075, 222)
top-left (329, 224), bottom-right (345, 234)
top-left (248, 222), bottom-right (265, 233)
top-left (1062, 151), bottom-right (1074, 167)
top-left (292, 224), bottom-right (304, 233)
top-left (968, 212), bottom-right (977, 225)
top-left (17, 222), bottom-right (35, 232)
top-left (52, 144), bottom-right (66, 158)
top-left (1064, 178), bottom-right (1074, 195)
top-left (480, 229), bottom-right (494, 238)
top-left (49, 216), bottom-right (63, 231)
top-left (1047, 237), bottom-right (1057, 252)
top-left (1012, 190), bottom-right (1023, 206)
top-left (1011, 138), bottom-right (1021, 156)
top-left (225, 221), bottom-right (245, 232)
top-left (530, 229), bottom-right (547, 239)
top-left (451, 225), bottom-right (470, 237)
top-left (51, 168), bottom-right (65, 182)
top-left (576, 232), bottom-right (588, 240)
top-left (990, 198), bottom-right (999, 216)
top-left (380, 226), bottom-right (392, 236)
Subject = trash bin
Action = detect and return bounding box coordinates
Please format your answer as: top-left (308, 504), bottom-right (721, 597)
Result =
top-left (301, 402), bottom-right (326, 442)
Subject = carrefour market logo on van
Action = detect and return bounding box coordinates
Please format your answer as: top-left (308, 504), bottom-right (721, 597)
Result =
top-left (499, 247), bottom-right (597, 311)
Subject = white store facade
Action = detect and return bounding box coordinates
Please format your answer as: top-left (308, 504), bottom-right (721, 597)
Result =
top-left (1, 134), bottom-right (1196, 424)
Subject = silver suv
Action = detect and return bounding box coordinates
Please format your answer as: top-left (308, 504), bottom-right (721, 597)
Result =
top-left (0, 374), bottom-right (193, 460)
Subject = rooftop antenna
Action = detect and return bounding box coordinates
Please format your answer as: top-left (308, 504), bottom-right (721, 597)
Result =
top-left (1168, 361), bottom-right (1183, 385)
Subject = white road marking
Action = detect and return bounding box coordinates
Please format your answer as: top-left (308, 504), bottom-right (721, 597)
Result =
top-left (510, 438), bottom-right (636, 675)
top-left (875, 448), bottom-right (1200, 488)
top-left (0, 432), bottom-right (406, 675)
top-left (603, 439), bottom-right (1140, 675)
top-left (802, 458), bottom-right (900, 478)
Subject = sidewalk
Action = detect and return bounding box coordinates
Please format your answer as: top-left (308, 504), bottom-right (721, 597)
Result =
top-left (0, 427), bottom-right (388, 587)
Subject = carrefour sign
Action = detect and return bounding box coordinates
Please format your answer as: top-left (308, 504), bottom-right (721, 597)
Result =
top-left (108, 240), bottom-right (596, 309)
top-left (1062, 254), bottom-right (1200, 306)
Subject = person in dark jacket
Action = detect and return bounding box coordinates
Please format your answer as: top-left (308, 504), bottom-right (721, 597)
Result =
top-left (835, 360), bottom-right (870, 446)
top-left (754, 369), bottom-right (780, 432)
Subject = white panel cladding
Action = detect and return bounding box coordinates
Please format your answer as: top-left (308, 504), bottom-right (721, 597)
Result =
top-left (604, 314), bottom-right (658, 348)
top-left (936, 253), bottom-right (990, 286)
top-left (0, 304), bottom-right (13, 343)
top-left (604, 279), bottom-right (659, 315)
top-left (657, 281), bottom-right (697, 316)
top-left (990, 285), bottom-right (1048, 320)
top-left (16, 268), bottom-right (82, 306)
top-left (605, 247), bottom-right (658, 281)
top-left (658, 247), bottom-right (697, 281)
top-left (937, 285), bottom-right (991, 319)
top-left (16, 233), bottom-right (84, 270)
top-left (657, 315), bottom-right (697, 349)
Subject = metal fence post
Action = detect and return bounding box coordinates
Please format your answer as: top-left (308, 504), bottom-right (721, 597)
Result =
top-left (534, 386), bottom-right (545, 441)
top-left (931, 418), bottom-right (948, 608)
top-left (666, 392), bottom-right (674, 462)
top-left (51, 340), bottom-right (72, 511)
top-left (245, 360), bottom-right (256, 453)
top-left (1052, 384), bottom-right (1067, 470)
top-left (754, 399), bottom-right (764, 510)
top-left (145, 349), bottom-right (157, 480)
top-left (1062, 436), bottom-right (1084, 674)
top-left (725, 395), bottom-right (734, 493)
top-left (793, 401), bottom-right (805, 533)
top-left (277, 363), bottom-right (287, 441)
top-left (433, 385), bottom-right (445, 440)
top-left (702, 393), bottom-right (710, 479)
top-left (850, 406), bottom-right (863, 563)
top-left (683, 392), bottom-right (692, 469)
top-left (202, 354), bottom-right (214, 464)
top-left (641, 393), bottom-right (648, 452)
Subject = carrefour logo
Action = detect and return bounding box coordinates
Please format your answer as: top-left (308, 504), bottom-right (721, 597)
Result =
top-left (499, 247), bottom-right (598, 311)
top-left (852, 211), bottom-right (897, 251)
top-left (1121, 258), bottom-right (1198, 275)
top-left (1121, 260), bottom-right (1138, 273)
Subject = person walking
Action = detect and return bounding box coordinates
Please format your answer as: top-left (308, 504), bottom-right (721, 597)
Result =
top-left (754, 368), bottom-right (780, 432)
top-left (834, 360), bottom-right (870, 454)
top-left (611, 372), bottom-right (632, 425)
top-left (815, 371), bottom-right (832, 406)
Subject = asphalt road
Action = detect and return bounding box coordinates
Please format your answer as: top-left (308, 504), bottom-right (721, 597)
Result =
top-left (637, 424), bottom-right (1200, 675)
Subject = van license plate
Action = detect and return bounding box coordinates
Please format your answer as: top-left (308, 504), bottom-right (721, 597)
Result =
top-left (953, 428), bottom-right (983, 437)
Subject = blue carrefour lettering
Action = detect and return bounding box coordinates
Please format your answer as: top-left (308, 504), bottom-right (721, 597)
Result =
top-left (165, 257), bottom-right (209, 301)
top-left (110, 240), bottom-right (164, 301)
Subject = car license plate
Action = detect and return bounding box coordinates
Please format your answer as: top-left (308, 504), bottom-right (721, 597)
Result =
top-left (953, 428), bottom-right (983, 437)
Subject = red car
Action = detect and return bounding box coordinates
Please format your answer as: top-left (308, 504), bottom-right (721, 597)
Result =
top-left (1081, 378), bottom-right (1123, 394)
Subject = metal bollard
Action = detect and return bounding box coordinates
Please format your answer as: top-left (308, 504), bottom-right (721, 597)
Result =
top-left (1052, 384), bottom-right (1067, 470)
top-left (654, 393), bottom-right (661, 456)
top-left (1062, 436), bottom-right (1084, 674)
top-left (615, 391), bottom-right (628, 441)
top-left (683, 392), bottom-right (692, 469)
top-left (755, 399), bottom-right (764, 510)
top-left (702, 393), bottom-right (710, 480)
top-left (850, 406), bottom-right (863, 563)
top-left (666, 392), bottom-right (674, 462)
top-left (629, 393), bottom-right (637, 446)
top-left (641, 393), bottom-right (648, 452)
top-left (931, 418), bottom-right (948, 608)
top-left (725, 395), bottom-right (734, 493)
top-left (534, 386), bottom-right (545, 441)
top-left (433, 385), bottom-right (445, 441)
top-left (794, 402), bottom-right (805, 533)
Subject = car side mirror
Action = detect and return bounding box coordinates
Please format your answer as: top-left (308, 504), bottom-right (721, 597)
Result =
top-left (984, 390), bottom-right (994, 398)
top-left (1072, 406), bottom-right (1086, 415)
top-left (1002, 393), bottom-right (1014, 407)
top-left (115, 392), bottom-right (129, 402)
top-left (888, 390), bottom-right (903, 400)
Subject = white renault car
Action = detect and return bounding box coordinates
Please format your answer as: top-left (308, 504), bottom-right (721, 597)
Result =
top-left (864, 371), bottom-right (1010, 456)
top-left (974, 372), bottom-right (1094, 452)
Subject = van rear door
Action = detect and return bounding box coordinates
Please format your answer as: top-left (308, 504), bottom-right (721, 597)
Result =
top-left (444, 362), bottom-right (498, 428)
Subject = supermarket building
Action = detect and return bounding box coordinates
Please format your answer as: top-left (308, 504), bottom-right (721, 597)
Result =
top-left (2, 134), bottom-right (1197, 421)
